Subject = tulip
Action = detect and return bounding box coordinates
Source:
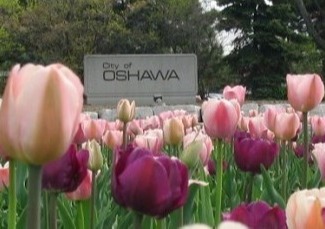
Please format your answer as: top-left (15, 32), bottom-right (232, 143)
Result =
top-left (0, 162), bottom-right (9, 191)
top-left (311, 115), bottom-right (325, 136)
top-left (223, 85), bottom-right (246, 105)
top-left (202, 99), bottom-right (240, 140)
top-left (238, 115), bottom-right (249, 132)
top-left (83, 140), bottom-right (103, 172)
top-left (312, 143), bottom-right (325, 180)
top-left (263, 106), bottom-right (285, 132)
top-left (286, 188), bottom-right (325, 229)
top-left (286, 74), bottom-right (324, 112)
top-left (234, 131), bottom-right (279, 173)
top-left (247, 116), bottom-right (268, 139)
top-left (163, 117), bottom-right (184, 145)
top-left (223, 201), bottom-right (286, 229)
top-left (42, 144), bottom-right (89, 192)
top-left (82, 119), bottom-right (107, 142)
top-left (65, 170), bottom-right (92, 201)
top-left (112, 145), bottom-right (188, 217)
top-left (134, 129), bottom-right (163, 153)
top-left (117, 99), bottom-right (135, 123)
top-left (183, 131), bottom-right (213, 165)
top-left (273, 112), bottom-right (300, 141)
top-left (180, 224), bottom-right (212, 229)
top-left (73, 113), bottom-right (90, 145)
top-left (218, 221), bottom-right (248, 229)
top-left (0, 63), bottom-right (83, 165)
top-left (102, 130), bottom-right (123, 150)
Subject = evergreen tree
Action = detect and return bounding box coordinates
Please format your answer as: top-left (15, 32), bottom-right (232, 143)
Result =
top-left (216, 0), bottom-right (312, 99)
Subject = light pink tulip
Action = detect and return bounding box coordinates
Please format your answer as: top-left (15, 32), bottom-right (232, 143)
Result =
top-left (286, 188), bottom-right (325, 229)
top-left (286, 74), bottom-right (324, 112)
top-left (140, 115), bottom-right (161, 130)
top-left (134, 129), bottom-right (164, 153)
top-left (65, 170), bottom-right (92, 200)
top-left (0, 63), bottom-right (83, 165)
top-left (102, 130), bottom-right (123, 150)
top-left (0, 162), bottom-right (9, 191)
top-left (183, 131), bottom-right (213, 165)
top-left (311, 116), bottom-right (325, 136)
top-left (273, 112), bottom-right (300, 141)
top-left (238, 114), bottom-right (249, 132)
top-left (312, 143), bottom-right (325, 179)
top-left (263, 106), bottom-right (285, 132)
top-left (248, 109), bottom-right (259, 117)
top-left (223, 85), bottom-right (246, 105)
top-left (202, 99), bottom-right (240, 139)
top-left (82, 119), bottom-right (107, 142)
top-left (247, 116), bottom-right (268, 138)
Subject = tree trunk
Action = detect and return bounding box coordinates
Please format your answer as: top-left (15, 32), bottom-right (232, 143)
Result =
top-left (294, 0), bottom-right (325, 50)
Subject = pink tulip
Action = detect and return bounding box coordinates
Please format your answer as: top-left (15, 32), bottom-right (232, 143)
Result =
top-left (183, 131), bottom-right (213, 165)
top-left (140, 115), bottom-right (161, 130)
top-left (102, 130), bottom-right (123, 150)
top-left (247, 116), bottom-right (268, 138)
top-left (286, 74), bottom-right (324, 112)
top-left (248, 109), bottom-right (258, 117)
top-left (311, 115), bottom-right (325, 136)
top-left (312, 143), bottom-right (325, 179)
top-left (0, 162), bottom-right (9, 191)
top-left (65, 170), bottom-right (92, 201)
top-left (273, 112), bottom-right (300, 141)
top-left (263, 106), bottom-right (285, 132)
top-left (82, 119), bottom-right (107, 142)
top-left (223, 85), bottom-right (246, 105)
top-left (134, 129), bottom-right (164, 153)
top-left (0, 63), bottom-right (83, 165)
top-left (202, 99), bottom-right (240, 139)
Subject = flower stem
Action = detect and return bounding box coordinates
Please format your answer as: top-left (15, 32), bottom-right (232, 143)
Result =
top-left (215, 139), bottom-right (223, 226)
top-left (49, 192), bottom-right (58, 229)
top-left (26, 164), bottom-right (42, 229)
top-left (77, 201), bottom-right (85, 229)
top-left (245, 173), bottom-right (254, 203)
top-left (132, 212), bottom-right (143, 229)
top-left (302, 112), bottom-right (309, 188)
top-left (90, 171), bottom-right (97, 229)
top-left (122, 122), bottom-right (128, 149)
top-left (281, 143), bottom-right (288, 201)
top-left (8, 159), bottom-right (16, 229)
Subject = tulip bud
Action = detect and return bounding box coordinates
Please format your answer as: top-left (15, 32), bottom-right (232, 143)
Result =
top-left (180, 141), bottom-right (202, 169)
top-left (163, 117), bottom-right (184, 145)
top-left (83, 140), bottom-right (103, 171)
top-left (117, 99), bottom-right (135, 123)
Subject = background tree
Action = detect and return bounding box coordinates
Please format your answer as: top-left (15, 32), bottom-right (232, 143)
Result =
top-left (215, 0), bottom-right (321, 99)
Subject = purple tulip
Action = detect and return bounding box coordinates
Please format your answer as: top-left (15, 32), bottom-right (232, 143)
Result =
top-left (223, 201), bottom-right (287, 229)
top-left (112, 145), bottom-right (189, 217)
top-left (42, 144), bottom-right (89, 192)
top-left (234, 131), bottom-right (279, 173)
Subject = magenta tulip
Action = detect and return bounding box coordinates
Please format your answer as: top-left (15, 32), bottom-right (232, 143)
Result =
top-left (223, 201), bottom-right (286, 229)
top-left (112, 145), bottom-right (188, 217)
top-left (42, 144), bottom-right (89, 192)
top-left (286, 74), bottom-right (324, 112)
top-left (234, 131), bottom-right (279, 173)
top-left (202, 99), bottom-right (240, 139)
top-left (0, 63), bottom-right (83, 165)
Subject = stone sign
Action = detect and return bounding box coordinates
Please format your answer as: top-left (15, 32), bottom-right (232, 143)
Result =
top-left (84, 54), bottom-right (198, 105)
